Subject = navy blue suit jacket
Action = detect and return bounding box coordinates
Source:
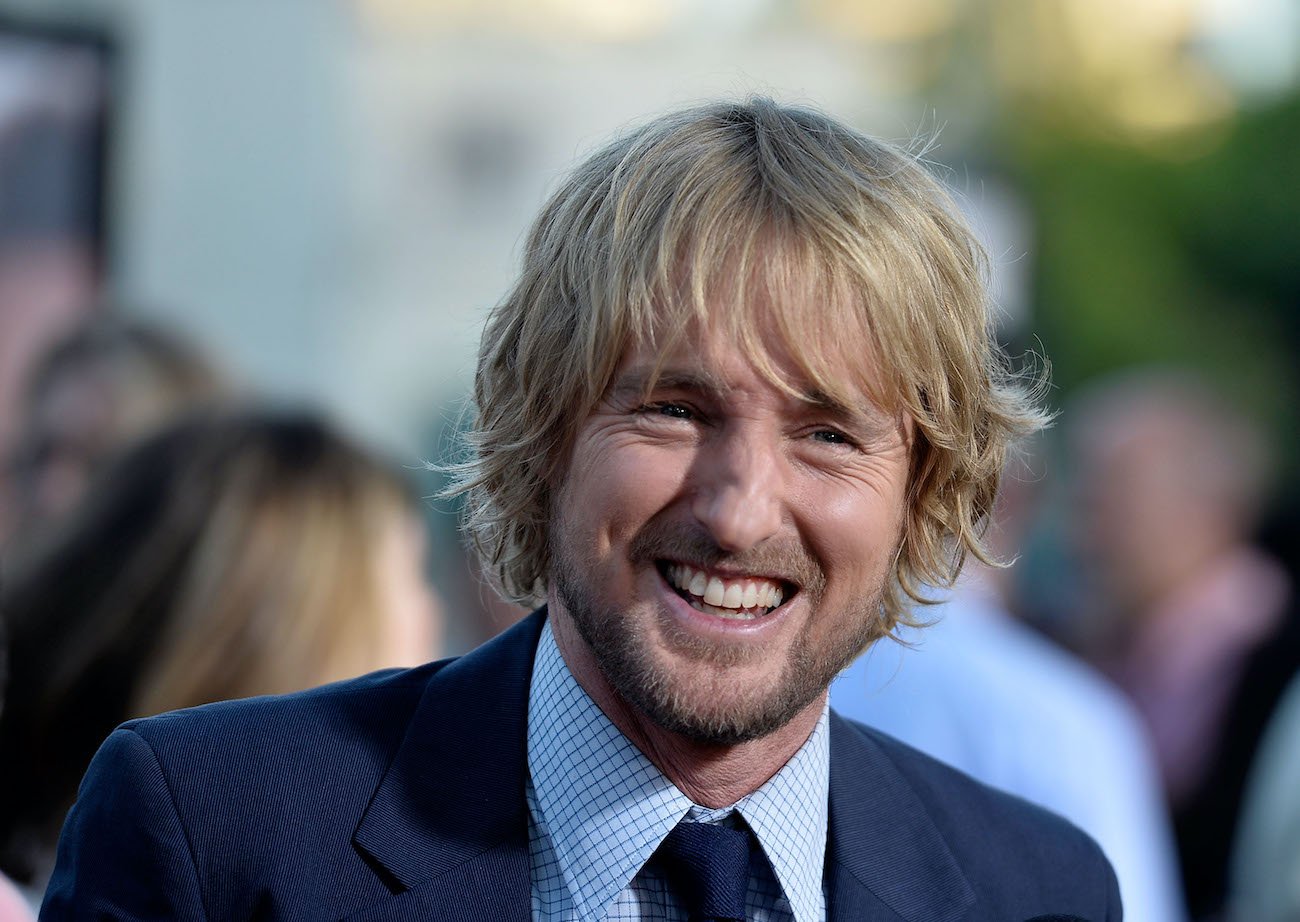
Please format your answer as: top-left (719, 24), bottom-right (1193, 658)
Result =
top-left (43, 610), bottom-right (1121, 921)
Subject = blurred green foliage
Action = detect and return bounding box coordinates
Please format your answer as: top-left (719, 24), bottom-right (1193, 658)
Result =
top-left (1002, 90), bottom-right (1300, 479)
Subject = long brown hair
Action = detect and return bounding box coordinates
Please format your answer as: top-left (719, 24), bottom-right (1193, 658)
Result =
top-left (0, 407), bottom-right (430, 882)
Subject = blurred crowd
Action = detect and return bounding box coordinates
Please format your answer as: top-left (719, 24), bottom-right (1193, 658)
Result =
top-left (0, 314), bottom-right (452, 914)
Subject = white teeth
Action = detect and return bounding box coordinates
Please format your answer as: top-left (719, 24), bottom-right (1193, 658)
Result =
top-left (695, 599), bottom-right (753, 619)
top-left (665, 564), bottom-right (786, 613)
top-left (688, 570), bottom-right (708, 597)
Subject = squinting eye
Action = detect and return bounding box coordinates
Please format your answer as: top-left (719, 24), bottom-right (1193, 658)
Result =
top-left (648, 403), bottom-right (692, 420)
top-left (811, 429), bottom-right (851, 445)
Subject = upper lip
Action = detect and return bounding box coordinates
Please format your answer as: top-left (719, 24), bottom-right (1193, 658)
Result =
top-left (658, 558), bottom-right (799, 594)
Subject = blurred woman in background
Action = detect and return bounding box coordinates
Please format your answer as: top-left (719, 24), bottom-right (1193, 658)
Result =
top-left (0, 408), bottom-right (441, 900)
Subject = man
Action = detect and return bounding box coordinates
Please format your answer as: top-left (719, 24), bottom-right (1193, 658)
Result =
top-left (43, 99), bottom-right (1120, 920)
top-left (1067, 370), bottom-right (1297, 919)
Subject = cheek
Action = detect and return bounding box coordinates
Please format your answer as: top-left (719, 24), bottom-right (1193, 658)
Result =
top-left (566, 443), bottom-right (690, 550)
top-left (797, 477), bottom-right (908, 586)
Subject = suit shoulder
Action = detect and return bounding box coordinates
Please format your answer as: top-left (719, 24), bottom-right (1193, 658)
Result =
top-left (121, 659), bottom-right (452, 787)
top-left (51, 635), bottom-right (537, 920)
top-left (836, 713), bottom-right (1117, 880)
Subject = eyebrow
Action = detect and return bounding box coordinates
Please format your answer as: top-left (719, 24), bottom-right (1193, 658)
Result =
top-left (608, 367), bottom-right (897, 438)
top-left (804, 388), bottom-right (851, 413)
top-left (607, 367), bottom-right (727, 401)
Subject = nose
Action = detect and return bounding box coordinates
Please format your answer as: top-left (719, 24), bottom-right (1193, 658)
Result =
top-left (690, 427), bottom-right (784, 553)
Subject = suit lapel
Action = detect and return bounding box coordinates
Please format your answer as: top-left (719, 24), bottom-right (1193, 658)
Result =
top-left (345, 610), bottom-right (548, 922)
top-left (825, 712), bottom-right (976, 922)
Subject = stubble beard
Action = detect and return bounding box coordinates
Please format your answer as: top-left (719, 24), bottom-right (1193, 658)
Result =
top-left (549, 521), bottom-right (888, 747)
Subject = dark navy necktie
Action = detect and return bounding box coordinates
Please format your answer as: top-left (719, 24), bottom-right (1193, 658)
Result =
top-left (653, 820), bottom-right (752, 922)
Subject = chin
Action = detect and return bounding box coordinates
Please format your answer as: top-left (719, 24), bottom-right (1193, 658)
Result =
top-left (631, 675), bottom-right (818, 746)
top-left (603, 637), bottom-right (823, 746)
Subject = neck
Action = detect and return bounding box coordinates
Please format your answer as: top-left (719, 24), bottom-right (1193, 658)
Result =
top-left (550, 609), bottom-right (824, 808)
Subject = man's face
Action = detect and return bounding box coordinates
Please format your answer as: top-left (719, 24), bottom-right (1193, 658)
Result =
top-left (548, 317), bottom-right (912, 745)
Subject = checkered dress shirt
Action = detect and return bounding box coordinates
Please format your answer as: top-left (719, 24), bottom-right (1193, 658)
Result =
top-left (527, 620), bottom-right (829, 922)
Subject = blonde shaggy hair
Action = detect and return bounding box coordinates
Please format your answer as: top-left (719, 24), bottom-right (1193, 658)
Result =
top-left (447, 97), bottom-right (1049, 633)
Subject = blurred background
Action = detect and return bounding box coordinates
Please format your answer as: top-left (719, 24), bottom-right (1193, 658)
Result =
top-left (0, 0), bottom-right (1297, 919)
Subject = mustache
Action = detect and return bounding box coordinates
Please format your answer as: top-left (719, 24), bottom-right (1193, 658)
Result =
top-left (627, 516), bottom-right (825, 594)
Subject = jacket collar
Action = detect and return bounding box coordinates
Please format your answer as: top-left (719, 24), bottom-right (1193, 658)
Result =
top-left (347, 610), bottom-right (974, 922)
top-left (347, 608), bottom-right (546, 922)
top-left (825, 711), bottom-right (976, 921)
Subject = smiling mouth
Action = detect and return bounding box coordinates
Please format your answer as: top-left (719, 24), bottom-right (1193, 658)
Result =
top-left (657, 561), bottom-right (793, 620)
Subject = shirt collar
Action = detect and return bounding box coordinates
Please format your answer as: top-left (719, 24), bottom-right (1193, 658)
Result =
top-left (528, 619), bottom-right (829, 922)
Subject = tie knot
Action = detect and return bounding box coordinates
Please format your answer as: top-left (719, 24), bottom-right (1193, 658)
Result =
top-left (654, 820), bottom-right (751, 922)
